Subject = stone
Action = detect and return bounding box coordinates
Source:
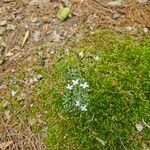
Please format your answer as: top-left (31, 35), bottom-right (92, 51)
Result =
top-left (33, 31), bottom-right (41, 42)
top-left (112, 13), bottom-right (120, 19)
top-left (5, 110), bottom-right (11, 120)
top-left (7, 24), bottom-right (16, 30)
top-left (28, 117), bottom-right (37, 126)
top-left (143, 27), bottom-right (148, 33)
top-left (33, 77), bottom-right (38, 82)
top-left (136, 123), bottom-right (143, 132)
top-left (2, 100), bottom-right (9, 108)
top-left (52, 31), bottom-right (62, 42)
top-left (0, 20), bottom-right (7, 26)
top-left (37, 74), bottom-right (43, 80)
top-left (29, 78), bottom-right (34, 85)
top-left (31, 17), bottom-right (44, 26)
top-left (0, 27), bottom-right (6, 35)
top-left (126, 26), bottom-right (132, 31)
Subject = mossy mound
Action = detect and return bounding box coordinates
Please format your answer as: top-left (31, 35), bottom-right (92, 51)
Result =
top-left (26, 30), bottom-right (150, 149)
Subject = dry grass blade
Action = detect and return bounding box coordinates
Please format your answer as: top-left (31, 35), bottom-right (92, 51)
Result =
top-left (0, 117), bottom-right (19, 150)
top-left (0, 141), bottom-right (13, 150)
top-left (21, 30), bottom-right (30, 47)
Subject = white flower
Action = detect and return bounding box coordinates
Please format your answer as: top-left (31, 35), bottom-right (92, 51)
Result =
top-left (11, 90), bottom-right (17, 97)
top-left (81, 105), bottom-right (87, 111)
top-left (75, 100), bottom-right (80, 107)
top-left (93, 55), bottom-right (99, 61)
top-left (66, 84), bottom-right (73, 90)
top-left (72, 79), bottom-right (79, 86)
top-left (80, 82), bottom-right (89, 89)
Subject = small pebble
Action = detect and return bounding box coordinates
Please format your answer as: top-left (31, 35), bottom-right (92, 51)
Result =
top-left (0, 27), bottom-right (6, 35)
top-left (31, 17), bottom-right (43, 26)
top-left (7, 24), bottom-right (16, 30)
top-left (29, 78), bottom-right (34, 85)
top-left (18, 92), bottom-right (26, 101)
top-left (136, 123), bottom-right (143, 132)
top-left (0, 84), bottom-right (7, 89)
top-left (0, 20), bottom-right (7, 26)
top-left (52, 31), bottom-right (62, 42)
top-left (33, 77), bottom-right (38, 82)
top-left (33, 31), bottom-right (41, 42)
top-left (5, 52), bottom-right (13, 57)
top-left (30, 103), bottom-right (34, 107)
top-left (37, 74), bottom-right (43, 80)
top-left (143, 27), bottom-right (148, 33)
top-left (126, 26), bottom-right (132, 31)
top-left (5, 110), bottom-right (11, 120)
top-left (28, 117), bottom-right (37, 126)
top-left (2, 100), bottom-right (9, 108)
top-left (112, 13), bottom-right (120, 19)
top-left (31, 17), bottom-right (39, 23)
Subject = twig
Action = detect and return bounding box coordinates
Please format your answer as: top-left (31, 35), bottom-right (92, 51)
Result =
top-left (0, 116), bottom-right (19, 150)
top-left (19, 118), bottom-right (42, 150)
top-left (142, 118), bottom-right (150, 128)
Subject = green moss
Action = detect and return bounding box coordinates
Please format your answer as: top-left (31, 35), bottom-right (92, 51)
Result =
top-left (32, 30), bottom-right (150, 149)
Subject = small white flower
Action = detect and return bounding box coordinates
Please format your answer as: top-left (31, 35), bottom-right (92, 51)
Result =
top-left (93, 55), bottom-right (99, 61)
top-left (11, 90), bottom-right (17, 97)
top-left (80, 105), bottom-right (87, 111)
top-left (80, 82), bottom-right (89, 89)
top-left (75, 100), bottom-right (80, 107)
top-left (136, 123), bottom-right (143, 132)
top-left (66, 84), bottom-right (73, 90)
top-left (72, 79), bottom-right (79, 86)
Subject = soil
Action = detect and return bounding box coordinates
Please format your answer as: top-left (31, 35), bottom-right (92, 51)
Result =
top-left (0, 0), bottom-right (149, 149)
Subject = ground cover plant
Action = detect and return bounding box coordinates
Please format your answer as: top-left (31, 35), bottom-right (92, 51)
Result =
top-left (32, 30), bottom-right (150, 149)
top-left (1, 30), bottom-right (150, 149)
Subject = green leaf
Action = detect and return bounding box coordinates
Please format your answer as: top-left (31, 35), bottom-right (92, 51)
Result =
top-left (57, 7), bottom-right (71, 21)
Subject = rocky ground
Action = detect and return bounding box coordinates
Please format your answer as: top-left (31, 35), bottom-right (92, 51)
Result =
top-left (0, 0), bottom-right (150, 149)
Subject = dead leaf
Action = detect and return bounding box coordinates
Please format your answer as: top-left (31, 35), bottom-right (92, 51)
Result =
top-left (0, 141), bottom-right (13, 150)
top-left (21, 30), bottom-right (30, 47)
